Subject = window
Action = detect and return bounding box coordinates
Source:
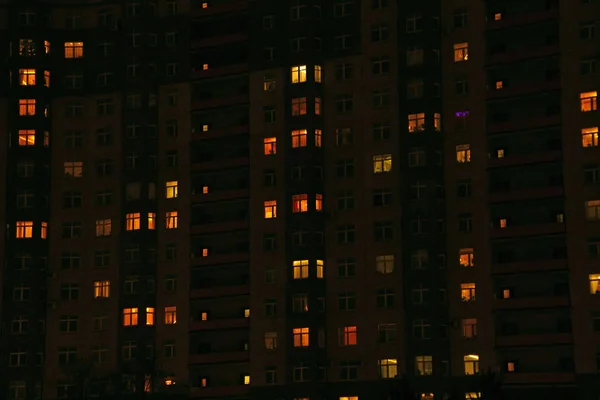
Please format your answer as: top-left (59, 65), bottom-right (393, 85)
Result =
top-left (335, 94), bottom-right (353, 113)
top-left (372, 56), bottom-right (390, 75)
top-left (64, 42), bottom-right (84, 58)
top-left (95, 219), bottom-right (112, 237)
top-left (8, 381), bottom-right (26, 399)
top-left (408, 113), bottom-right (425, 132)
top-left (456, 145), bottom-right (471, 163)
top-left (408, 147), bottom-right (426, 167)
top-left (454, 43), bottom-right (469, 62)
top-left (125, 213), bottom-right (141, 231)
top-left (462, 318), bottom-right (477, 338)
top-left (339, 326), bottom-right (357, 346)
top-left (166, 211), bottom-right (178, 229)
top-left (315, 194), bottom-right (323, 211)
top-left (338, 292), bottom-right (356, 310)
top-left (582, 127), bottom-right (599, 147)
top-left (461, 283), bottom-right (476, 302)
top-left (459, 248), bottom-right (474, 267)
top-left (464, 354), bottom-right (480, 375)
top-left (264, 200), bottom-right (277, 219)
top-left (64, 161), bottom-right (83, 178)
top-left (373, 154), bottom-right (392, 173)
top-left (18, 99), bottom-right (36, 116)
top-left (375, 255), bottom-right (394, 274)
top-left (415, 356), bottom-right (433, 375)
top-left (379, 359), bottom-right (398, 378)
top-left (371, 23), bottom-right (390, 42)
top-left (265, 332), bottom-right (277, 350)
top-left (335, 62), bottom-right (354, 80)
top-left (291, 97), bottom-right (307, 116)
top-left (454, 8), bottom-right (468, 27)
top-left (407, 46), bottom-right (424, 66)
top-left (316, 260), bottom-right (324, 278)
top-left (589, 238), bottom-right (600, 258)
top-left (376, 289), bottom-right (395, 308)
top-left (337, 225), bottom-right (356, 244)
top-left (336, 128), bottom-right (353, 146)
top-left (123, 308), bottom-right (139, 326)
top-left (314, 129), bottom-right (323, 147)
top-left (291, 129), bottom-right (308, 148)
top-left (406, 14), bottom-right (422, 33)
top-left (264, 137), bottom-right (277, 155)
top-left (165, 306), bottom-right (177, 324)
top-left (292, 194), bottom-right (308, 213)
top-left (291, 65), bottom-right (307, 83)
top-left (19, 69), bottom-right (36, 86)
top-left (15, 221), bottom-right (33, 239)
top-left (264, 106), bottom-right (276, 122)
top-left (293, 260), bottom-right (309, 279)
top-left (165, 181), bottom-right (178, 199)
top-left (373, 122), bottom-right (391, 140)
top-left (293, 327), bottom-right (309, 347)
top-left (315, 97), bottom-right (322, 115)
top-left (93, 280), bottom-right (110, 298)
top-left (586, 200), bottom-right (600, 221)
top-left (373, 90), bottom-right (390, 108)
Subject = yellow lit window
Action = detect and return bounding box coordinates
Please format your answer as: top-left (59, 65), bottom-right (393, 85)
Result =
top-left (590, 274), bottom-right (600, 294)
top-left (292, 327), bottom-right (309, 347)
top-left (582, 127), bottom-right (599, 148)
top-left (434, 113), bottom-right (441, 132)
top-left (340, 397), bottom-right (359, 400)
top-left (19, 99), bottom-right (36, 116)
top-left (408, 113), bottom-right (425, 132)
top-left (459, 248), bottom-right (474, 267)
top-left (315, 129), bottom-right (322, 147)
top-left (41, 222), bottom-right (47, 239)
top-left (461, 283), bottom-right (476, 302)
top-left (373, 154), bottom-right (392, 173)
top-left (315, 194), bottom-right (323, 211)
top-left (464, 354), bottom-right (480, 375)
top-left (44, 71), bottom-right (50, 87)
top-left (16, 221), bottom-right (34, 239)
top-left (264, 200), bottom-right (277, 218)
top-left (146, 307), bottom-right (155, 325)
top-left (148, 213), bottom-right (156, 230)
top-left (64, 41), bottom-right (84, 58)
top-left (581, 91), bottom-right (597, 112)
top-left (166, 211), bottom-right (178, 229)
top-left (64, 161), bottom-right (83, 178)
top-left (293, 260), bottom-right (309, 279)
top-left (126, 213), bottom-right (141, 231)
top-left (376, 255), bottom-right (395, 274)
top-left (316, 260), bottom-right (324, 278)
top-left (19, 39), bottom-right (35, 56)
top-left (378, 359), bottom-right (398, 379)
top-left (586, 200), bottom-right (600, 221)
top-left (93, 280), bottom-right (110, 298)
top-left (292, 97), bottom-right (307, 116)
top-left (291, 129), bottom-right (308, 148)
top-left (165, 306), bottom-right (177, 324)
top-left (339, 325), bottom-right (357, 346)
top-left (415, 356), bottom-right (433, 375)
top-left (243, 375), bottom-right (250, 385)
top-left (315, 97), bottom-right (322, 115)
top-left (95, 219), bottom-right (112, 237)
top-left (244, 308), bottom-right (250, 318)
top-left (292, 194), bottom-right (308, 213)
top-left (166, 181), bottom-right (178, 199)
top-left (18, 130), bottom-right (36, 146)
top-left (454, 42), bottom-right (469, 62)
top-left (315, 65), bottom-right (322, 82)
top-left (291, 65), bottom-right (307, 83)
top-left (263, 76), bottom-right (276, 91)
top-left (123, 308), bottom-right (139, 326)
top-left (202, 124), bottom-right (209, 132)
top-left (456, 144), bottom-right (471, 163)
top-left (19, 69), bottom-right (36, 86)
top-left (264, 137), bottom-right (277, 155)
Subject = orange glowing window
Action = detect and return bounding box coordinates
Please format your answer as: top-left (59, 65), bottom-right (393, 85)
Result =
top-left (459, 248), bottom-right (474, 267)
top-left (202, 63), bottom-right (208, 70)
top-left (44, 71), bottom-right (50, 87)
top-left (166, 211), bottom-right (178, 229)
top-left (19, 99), bottom-right (36, 116)
top-left (291, 65), bottom-right (307, 83)
top-left (339, 326), bottom-right (357, 346)
top-left (165, 306), bottom-right (177, 324)
top-left (148, 213), bottom-right (156, 230)
top-left (316, 259), bottom-right (324, 278)
top-left (123, 308), bottom-right (139, 326)
top-left (292, 327), bottom-right (309, 347)
top-left (315, 129), bottom-right (322, 147)
top-left (264, 200), bottom-right (277, 219)
top-left (64, 41), bottom-right (84, 58)
top-left (314, 65), bottom-right (322, 82)
top-left (126, 213), bottom-right (141, 231)
top-left (19, 69), bottom-right (36, 86)
top-left (41, 222), bottom-right (47, 239)
top-left (315, 97), bottom-right (322, 115)
top-left (453, 42), bottom-right (469, 62)
top-left (494, 13), bottom-right (502, 20)
top-left (461, 283), bottom-right (476, 302)
top-left (202, 186), bottom-right (209, 194)
top-left (264, 137), bottom-right (277, 155)
top-left (315, 194), bottom-right (323, 211)
top-left (495, 81), bottom-right (503, 89)
top-left (582, 127), bottom-right (599, 148)
top-left (291, 129), bottom-right (307, 148)
top-left (202, 2), bottom-right (208, 8)
top-left (292, 97), bottom-right (307, 116)
top-left (292, 260), bottom-right (309, 279)
top-left (581, 91), bottom-right (598, 112)
top-left (18, 130), bottom-right (36, 146)
top-left (292, 194), bottom-right (308, 213)
top-left (146, 307), bottom-right (155, 325)
top-left (16, 221), bottom-right (33, 238)
top-left (94, 280), bottom-right (110, 298)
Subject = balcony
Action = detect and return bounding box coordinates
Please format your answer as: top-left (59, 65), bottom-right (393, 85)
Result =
top-left (192, 0), bottom-right (248, 17)
top-left (488, 150), bottom-right (562, 169)
top-left (191, 188), bottom-right (249, 204)
top-left (490, 222), bottom-right (565, 239)
top-left (491, 259), bottom-right (567, 275)
top-left (502, 372), bottom-right (575, 385)
top-left (191, 284), bottom-right (249, 298)
top-left (192, 124), bottom-right (248, 141)
top-left (487, 8), bottom-right (558, 30)
top-left (192, 220), bottom-right (247, 235)
top-left (190, 317), bottom-right (249, 331)
top-left (192, 32), bottom-right (248, 49)
top-left (495, 332), bottom-right (572, 347)
top-left (192, 93), bottom-right (247, 111)
top-left (486, 80), bottom-right (560, 100)
top-left (487, 114), bottom-right (560, 135)
top-left (191, 252), bottom-right (248, 267)
top-left (191, 156), bottom-right (249, 171)
top-left (493, 295), bottom-right (569, 310)
top-left (489, 186), bottom-right (563, 203)
top-left (190, 385), bottom-right (248, 398)
top-left (190, 350), bottom-right (248, 364)
top-left (486, 44), bottom-right (559, 65)
top-left (193, 63), bottom-right (248, 80)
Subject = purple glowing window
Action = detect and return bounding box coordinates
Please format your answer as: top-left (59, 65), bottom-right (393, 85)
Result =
top-left (455, 111), bottom-right (470, 117)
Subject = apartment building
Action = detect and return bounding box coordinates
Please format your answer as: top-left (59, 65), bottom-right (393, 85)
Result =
top-left (2, 0), bottom-right (600, 400)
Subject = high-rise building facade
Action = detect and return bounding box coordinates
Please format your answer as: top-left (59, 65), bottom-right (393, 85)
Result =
top-left (1, 0), bottom-right (600, 400)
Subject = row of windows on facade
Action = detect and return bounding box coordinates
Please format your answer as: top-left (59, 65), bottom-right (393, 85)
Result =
top-left (18, 37), bottom-right (181, 57)
top-left (13, 212), bottom-right (178, 239)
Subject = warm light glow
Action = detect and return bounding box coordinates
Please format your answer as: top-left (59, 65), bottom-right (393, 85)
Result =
top-left (94, 281), bottom-right (110, 298)
top-left (499, 218), bottom-right (507, 228)
top-left (18, 130), bottom-right (36, 146)
top-left (315, 97), bottom-right (322, 115)
top-left (148, 213), bottom-right (156, 230)
top-left (373, 154), bottom-right (392, 173)
top-left (244, 308), bottom-right (250, 318)
top-left (315, 65), bottom-right (322, 82)
top-left (459, 248), bottom-right (474, 267)
top-left (464, 354), bottom-right (480, 375)
top-left (166, 181), bottom-right (178, 198)
top-left (456, 144), bottom-right (471, 163)
top-left (166, 211), bottom-right (178, 229)
top-left (292, 327), bottom-right (309, 347)
top-left (315, 129), bottom-right (322, 147)
top-left (408, 113), bottom-right (425, 132)
top-left (316, 194), bottom-right (323, 211)
top-left (494, 12), bottom-right (502, 20)
top-left (146, 307), bottom-right (155, 325)
top-left (44, 71), bottom-right (50, 87)
top-left (292, 194), bottom-right (308, 213)
top-left (19, 69), bottom-right (36, 86)
top-left (243, 375), bottom-right (250, 385)
top-left (16, 221), bottom-right (34, 239)
top-left (202, 2), bottom-right (208, 8)
top-left (64, 41), bottom-right (84, 58)
top-left (582, 127), bottom-right (599, 148)
top-left (293, 260), bottom-right (309, 279)
top-left (378, 359), bottom-right (398, 378)
top-left (453, 42), bottom-right (469, 62)
top-left (291, 65), bottom-right (307, 83)
top-left (495, 80), bottom-right (503, 89)
top-left (126, 213), bottom-right (141, 231)
top-left (95, 219), bottom-right (112, 237)
top-left (316, 260), bottom-right (324, 278)
top-left (18, 99), bottom-right (36, 116)
top-left (589, 274), bottom-right (600, 294)
top-left (202, 63), bottom-right (208, 70)
top-left (165, 306), bottom-right (177, 324)
top-left (264, 137), bottom-right (277, 155)
top-left (164, 378), bottom-right (176, 386)
top-left (292, 97), bottom-right (307, 116)
top-left (123, 308), bottom-right (139, 326)
top-left (202, 186), bottom-right (209, 194)
top-left (581, 91), bottom-right (598, 112)
top-left (264, 200), bottom-right (277, 219)
top-left (461, 283), bottom-right (476, 301)
top-left (340, 326), bottom-right (357, 345)
top-left (291, 129), bottom-right (308, 148)
top-left (41, 222), bottom-right (47, 239)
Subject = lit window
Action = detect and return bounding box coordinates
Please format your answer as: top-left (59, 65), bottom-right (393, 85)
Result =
top-left (44, 40), bottom-right (50, 54)
top-left (202, 63), bottom-right (208, 70)
top-left (202, 186), bottom-right (209, 194)
top-left (148, 213), bottom-right (156, 230)
top-left (373, 154), bottom-right (393, 173)
top-left (315, 65), bottom-right (322, 82)
top-left (459, 248), bottom-right (474, 267)
top-left (499, 218), bottom-right (508, 228)
top-left (586, 200), bottom-right (600, 221)
top-left (339, 326), bottom-right (357, 346)
top-left (18, 99), bottom-right (36, 116)
top-left (291, 65), bottom-right (307, 83)
top-left (590, 274), bottom-right (600, 294)
top-left (315, 97), bottom-right (322, 115)
top-left (494, 12), bottom-right (502, 20)
top-left (378, 359), bottom-right (398, 378)
top-left (291, 129), bottom-right (308, 148)
top-left (292, 97), bottom-right (307, 116)
top-left (408, 113), bottom-right (425, 132)
top-left (123, 308), bottom-right (139, 326)
top-left (339, 397), bottom-right (359, 400)
top-left (16, 221), bottom-right (33, 238)
top-left (264, 200), bottom-right (277, 219)
top-left (93, 280), bottom-right (110, 298)
top-left (166, 181), bottom-right (178, 199)
top-left (126, 213), bottom-right (141, 231)
top-left (95, 219), bottom-right (112, 237)
top-left (292, 327), bottom-right (309, 347)
top-left (41, 222), bottom-right (47, 239)
top-left (415, 355), bottom-right (433, 375)
top-left (18, 69), bottom-right (36, 86)
top-left (166, 211), bottom-right (178, 229)
top-left (243, 375), bottom-right (250, 385)
top-left (461, 283), bottom-right (476, 302)
top-left (433, 113), bottom-right (441, 132)
top-left (497, 149), bottom-right (505, 158)
top-left (64, 161), bottom-right (83, 178)
top-left (164, 377), bottom-right (176, 386)
top-left (454, 42), bottom-right (469, 62)
top-left (292, 194), bottom-right (308, 213)
top-left (316, 194), bottom-right (323, 211)
top-left (582, 127), bottom-right (599, 148)
top-left (464, 354), bottom-right (480, 375)
top-left (18, 130), bottom-right (36, 146)
top-left (293, 260), bottom-right (309, 279)
top-left (64, 41), bottom-right (84, 58)
top-left (315, 129), bottom-right (322, 147)
top-left (263, 76), bottom-right (276, 91)
top-left (375, 255), bottom-right (394, 274)
top-left (495, 80), bottom-right (503, 89)
top-left (164, 306), bottom-right (177, 324)
top-left (462, 318), bottom-right (477, 338)
top-left (265, 332), bottom-right (277, 350)
top-left (456, 144), bottom-right (471, 163)
top-left (581, 91), bottom-right (597, 112)
top-left (316, 260), bottom-right (324, 278)
top-left (264, 137), bottom-right (277, 155)
top-left (44, 71), bottom-right (50, 87)
top-left (201, 312), bottom-right (208, 320)
top-left (502, 288), bottom-right (512, 299)
top-left (244, 308), bottom-right (250, 318)
top-left (466, 393), bottom-right (481, 400)
top-left (146, 307), bottom-right (155, 325)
